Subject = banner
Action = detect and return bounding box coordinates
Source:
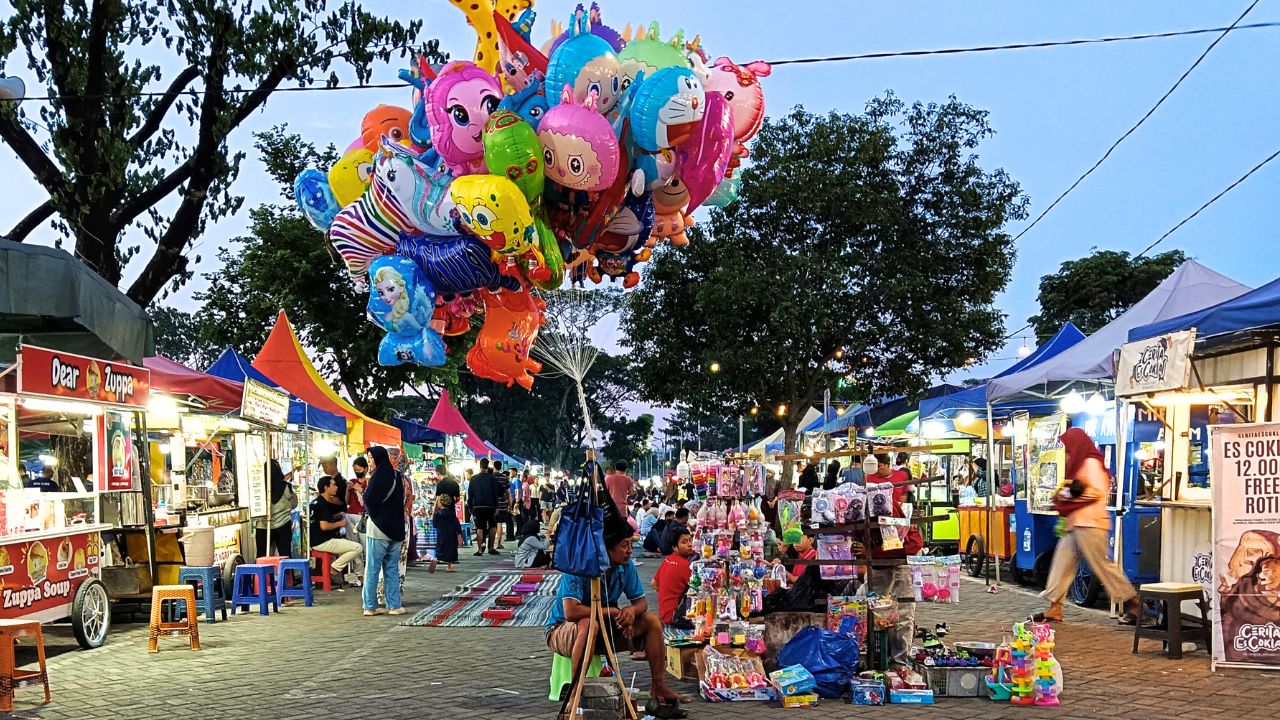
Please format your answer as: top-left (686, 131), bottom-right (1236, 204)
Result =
top-left (1027, 414), bottom-right (1066, 513)
top-left (18, 344), bottom-right (149, 407)
top-left (1210, 422), bottom-right (1280, 668)
top-left (240, 378), bottom-right (290, 428)
top-left (1115, 330), bottom-right (1196, 397)
top-left (0, 531), bottom-right (101, 620)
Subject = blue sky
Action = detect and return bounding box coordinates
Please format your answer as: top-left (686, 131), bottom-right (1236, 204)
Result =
top-left (3, 1), bottom-right (1279, 411)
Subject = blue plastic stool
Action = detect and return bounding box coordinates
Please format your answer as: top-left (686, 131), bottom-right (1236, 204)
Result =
top-left (177, 565), bottom-right (232, 622)
top-left (277, 558), bottom-right (314, 607)
top-left (231, 564), bottom-right (279, 616)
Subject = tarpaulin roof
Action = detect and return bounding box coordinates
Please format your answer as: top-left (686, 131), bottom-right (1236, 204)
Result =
top-left (1129, 274), bottom-right (1280, 342)
top-left (987, 261), bottom-right (1249, 403)
top-left (863, 384), bottom-right (963, 428)
top-left (145, 355), bottom-right (243, 411)
top-left (873, 410), bottom-right (919, 437)
top-left (390, 416), bottom-right (445, 444)
top-left (814, 405), bottom-right (872, 435)
top-left (205, 347), bottom-right (347, 435)
top-left (250, 311), bottom-right (400, 448)
top-left (919, 323), bottom-right (1086, 418)
top-left (0, 238), bottom-right (154, 363)
top-left (484, 440), bottom-right (524, 467)
top-left (427, 389), bottom-right (490, 456)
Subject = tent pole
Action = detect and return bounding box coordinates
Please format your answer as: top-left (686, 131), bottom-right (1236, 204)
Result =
top-left (987, 402), bottom-right (1000, 589)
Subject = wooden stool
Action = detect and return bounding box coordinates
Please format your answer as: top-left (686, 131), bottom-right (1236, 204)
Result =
top-left (149, 585), bottom-right (201, 653)
top-left (0, 619), bottom-right (51, 713)
top-left (1132, 582), bottom-right (1210, 660)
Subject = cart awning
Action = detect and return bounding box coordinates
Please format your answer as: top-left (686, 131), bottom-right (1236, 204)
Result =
top-left (205, 347), bottom-right (347, 435)
top-left (145, 355), bottom-right (244, 411)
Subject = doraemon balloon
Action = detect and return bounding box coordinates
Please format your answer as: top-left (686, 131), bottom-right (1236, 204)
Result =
top-left (629, 66), bottom-right (705, 189)
top-left (545, 7), bottom-right (621, 114)
top-left (424, 61), bottom-right (503, 176)
top-left (367, 255), bottom-right (446, 367)
top-left (538, 86), bottom-right (621, 192)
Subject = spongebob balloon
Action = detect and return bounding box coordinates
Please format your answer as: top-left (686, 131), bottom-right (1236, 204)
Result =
top-left (450, 174), bottom-right (551, 285)
top-left (328, 148), bottom-right (375, 207)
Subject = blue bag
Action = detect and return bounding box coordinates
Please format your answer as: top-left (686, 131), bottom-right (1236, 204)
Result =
top-left (777, 626), bottom-right (861, 699)
top-left (552, 485), bottom-right (609, 578)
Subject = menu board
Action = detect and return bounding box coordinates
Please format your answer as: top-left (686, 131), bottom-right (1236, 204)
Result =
top-left (1027, 414), bottom-right (1066, 514)
top-left (236, 433), bottom-right (269, 518)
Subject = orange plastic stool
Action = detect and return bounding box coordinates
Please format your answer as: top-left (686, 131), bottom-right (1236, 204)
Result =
top-left (0, 619), bottom-right (51, 713)
top-left (148, 585), bottom-right (201, 653)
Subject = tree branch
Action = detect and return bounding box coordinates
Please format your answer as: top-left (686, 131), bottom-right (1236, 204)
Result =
top-left (0, 114), bottom-right (68, 203)
top-left (127, 64), bottom-right (200, 150)
top-left (5, 200), bottom-right (55, 242)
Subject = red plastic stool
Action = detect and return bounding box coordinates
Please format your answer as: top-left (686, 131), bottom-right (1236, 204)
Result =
top-left (254, 555), bottom-right (287, 593)
top-left (309, 550), bottom-right (337, 591)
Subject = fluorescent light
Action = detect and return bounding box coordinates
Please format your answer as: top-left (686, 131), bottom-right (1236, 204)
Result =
top-left (1060, 390), bottom-right (1086, 415)
top-left (1017, 344), bottom-right (1032, 358)
top-left (922, 420), bottom-right (947, 439)
top-left (147, 395), bottom-right (180, 416)
top-left (158, 442), bottom-right (172, 455)
top-left (314, 439), bottom-right (338, 458)
top-left (20, 397), bottom-right (102, 415)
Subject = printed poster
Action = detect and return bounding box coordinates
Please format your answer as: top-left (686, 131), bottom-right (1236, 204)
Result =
top-left (1027, 414), bottom-right (1066, 513)
top-left (1210, 423), bottom-right (1280, 668)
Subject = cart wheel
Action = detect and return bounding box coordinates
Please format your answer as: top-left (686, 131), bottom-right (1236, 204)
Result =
top-left (221, 553), bottom-right (243, 592)
top-left (964, 535), bottom-right (987, 578)
top-left (1068, 560), bottom-right (1102, 607)
top-left (72, 578), bottom-right (111, 649)
top-left (1033, 551), bottom-right (1053, 587)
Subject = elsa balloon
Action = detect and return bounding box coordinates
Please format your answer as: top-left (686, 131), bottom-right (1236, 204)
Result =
top-left (366, 255), bottom-right (446, 367)
top-left (424, 61), bottom-right (503, 176)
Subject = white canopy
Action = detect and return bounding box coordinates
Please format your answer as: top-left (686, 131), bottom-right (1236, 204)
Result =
top-left (748, 406), bottom-right (821, 455)
top-left (986, 260), bottom-right (1249, 403)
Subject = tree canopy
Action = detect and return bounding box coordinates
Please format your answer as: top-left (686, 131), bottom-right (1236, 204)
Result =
top-left (0, 0), bottom-right (431, 306)
top-left (1028, 249), bottom-right (1187, 338)
top-left (622, 98), bottom-right (1028, 472)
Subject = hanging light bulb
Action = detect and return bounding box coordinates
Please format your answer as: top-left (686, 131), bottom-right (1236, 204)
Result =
top-left (1060, 390), bottom-right (1086, 414)
top-left (776, 404), bottom-right (788, 417)
top-left (1085, 392), bottom-right (1110, 415)
top-left (1017, 341), bottom-right (1032, 358)
top-left (922, 420), bottom-right (947, 439)
top-left (956, 411), bottom-right (977, 425)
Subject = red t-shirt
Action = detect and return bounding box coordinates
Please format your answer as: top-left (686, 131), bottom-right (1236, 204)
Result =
top-left (875, 469), bottom-right (911, 504)
top-left (605, 473), bottom-right (635, 513)
top-left (789, 547), bottom-right (818, 577)
top-left (347, 478), bottom-right (367, 514)
top-left (653, 554), bottom-right (693, 624)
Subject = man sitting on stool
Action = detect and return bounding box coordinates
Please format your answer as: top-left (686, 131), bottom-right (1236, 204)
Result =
top-left (544, 518), bottom-right (690, 707)
top-left (309, 475), bottom-right (364, 586)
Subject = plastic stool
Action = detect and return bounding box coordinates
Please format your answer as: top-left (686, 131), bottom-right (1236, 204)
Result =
top-left (232, 564), bottom-right (279, 616)
top-left (278, 558), bottom-right (314, 607)
top-left (177, 565), bottom-right (231, 623)
top-left (310, 550), bottom-right (337, 591)
top-left (255, 555), bottom-right (287, 593)
top-left (1132, 582), bottom-right (1211, 660)
top-left (548, 653), bottom-right (603, 702)
top-left (148, 585), bottom-right (201, 652)
top-left (0, 620), bottom-right (51, 713)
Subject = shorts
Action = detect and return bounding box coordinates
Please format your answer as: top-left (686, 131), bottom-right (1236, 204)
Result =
top-left (472, 507), bottom-right (496, 533)
top-left (545, 619), bottom-right (635, 657)
top-left (497, 509), bottom-right (512, 523)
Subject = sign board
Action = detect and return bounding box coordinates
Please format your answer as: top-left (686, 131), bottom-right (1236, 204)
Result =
top-left (237, 433), bottom-right (269, 518)
top-left (17, 344), bottom-right (149, 407)
top-left (1115, 330), bottom-right (1196, 397)
top-left (240, 378), bottom-right (290, 428)
top-left (0, 531), bottom-right (101, 621)
top-left (95, 411), bottom-right (137, 491)
top-left (1209, 422), bottom-right (1280, 670)
top-left (1027, 414), bottom-right (1066, 513)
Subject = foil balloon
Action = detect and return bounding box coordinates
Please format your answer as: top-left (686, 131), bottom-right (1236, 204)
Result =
top-left (328, 147), bottom-right (374, 207)
top-left (424, 61), bottom-right (503, 176)
top-left (395, 234), bottom-right (522, 295)
top-left (466, 288), bottom-right (545, 390)
top-left (361, 105), bottom-right (412, 153)
top-left (704, 175), bottom-right (741, 208)
top-left (494, 8), bottom-right (548, 92)
top-left (618, 22), bottom-right (689, 93)
top-left (651, 178), bottom-right (692, 247)
top-left (545, 7), bottom-right (621, 114)
top-left (483, 110), bottom-right (544, 203)
top-left (538, 86), bottom-right (621, 192)
top-left (703, 57), bottom-right (772, 163)
top-left (375, 141), bottom-right (458, 236)
top-left (329, 154), bottom-right (421, 287)
top-left (676, 91), bottom-right (734, 210)
top-left (546, 2), bottom-right (625, 55)
top-left (629, 66), bottom-right (705, 189)
top-left (293, 169), bottom-right (341, 231)
top-left (447, 0), bottom-right (502, 74)
top-left (593, 191), bottom-right (654, 254)
top-left (498, 73), bottom-right (549, 131)
top-left (449, 173), bottom-right (552, 285)
top-left (367, 255), bottom-right (446, 367)
top-left (588, 246), bottom-right (651, 289)
top-left (398, 55), bottom-right (439, 159)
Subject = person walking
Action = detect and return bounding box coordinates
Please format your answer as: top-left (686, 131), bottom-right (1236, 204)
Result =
top-left (362, 446), bottom-right (407, 616)
top-left (429, 493), bottom-right (461, 573)
top-left (255, 460), bottom-right (297, 557)
top-left (467, 458), bottom-right (502, 555)
top-left (1041, 428), bottom-right (1139, 624)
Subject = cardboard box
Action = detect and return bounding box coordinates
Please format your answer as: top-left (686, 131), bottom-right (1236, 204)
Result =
top-left (770, 665), bottom-right (816, 696)
top-left (665, 645), bottom-right (699, 681)
top-left (779, 693), bottom-right (819, 708)
top-left (890, 689), bottom-right (935, 705)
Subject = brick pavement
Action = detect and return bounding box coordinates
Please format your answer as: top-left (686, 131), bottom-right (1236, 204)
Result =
top-left (2, 553), bottom-right (1275, 720)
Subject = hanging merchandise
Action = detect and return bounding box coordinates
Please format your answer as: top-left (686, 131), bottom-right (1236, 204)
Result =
top-left (907, 555), bottom-right (962, 604)
top-left (878, 516), bottom-right (909, 552)
top-left (777, 491), bottom-right (806, 545)
top-left (817, 534), bottom-right (856, 580)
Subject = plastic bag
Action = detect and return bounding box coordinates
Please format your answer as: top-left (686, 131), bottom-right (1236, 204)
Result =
top-left (878, 516), bottom-right (908, 551)
top-left (866, 482), bottom-right (894, 517)
top-left (817, 534), bottom-right (855, 580)
top-left (551, 487), bottom-right (608, 578)
top-left (777, 626), bottom-right (861, 699)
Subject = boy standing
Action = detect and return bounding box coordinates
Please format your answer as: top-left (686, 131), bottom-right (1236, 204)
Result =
top-left (652, 528), bottom-right (695, 628)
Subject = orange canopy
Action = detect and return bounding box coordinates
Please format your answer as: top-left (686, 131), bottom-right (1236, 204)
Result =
top-left (252, 310), bottom-right (400, 451)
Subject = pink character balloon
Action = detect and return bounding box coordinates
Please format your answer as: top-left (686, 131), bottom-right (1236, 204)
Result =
top-left (424, 61), bottom-right (503, 176)
top-left (537, 85), bottom-right (620, 192)
top-left (702, 57), bottom-right (771, 166)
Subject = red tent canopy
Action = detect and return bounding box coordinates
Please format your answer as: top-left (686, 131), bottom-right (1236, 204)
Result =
top-left (145, 355), bottom-right (243, 411)
top-left (428, 389), bottom-right (490, 456)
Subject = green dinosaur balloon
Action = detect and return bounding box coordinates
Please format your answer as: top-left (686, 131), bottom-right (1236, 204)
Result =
top-left (618, 22), bottom-right (689, 92)
top-left (483, 110), bottom-right (544, 205)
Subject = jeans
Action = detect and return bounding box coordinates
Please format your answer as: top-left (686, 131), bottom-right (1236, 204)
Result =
top-left (364, 537), bottom-right (402, 611)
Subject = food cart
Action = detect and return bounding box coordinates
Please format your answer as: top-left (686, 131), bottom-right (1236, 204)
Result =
top-left (0, 344), bottom-right (155, 648)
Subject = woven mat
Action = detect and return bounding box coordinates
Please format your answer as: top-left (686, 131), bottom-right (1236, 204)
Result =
top-left (399, 595), bottom-right (556, 628)
top-left (443, 571), bottom-right (561, 599)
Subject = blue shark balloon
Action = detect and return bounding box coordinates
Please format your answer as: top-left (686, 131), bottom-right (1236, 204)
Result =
top-left (293, 169), bottom-right (341, 230)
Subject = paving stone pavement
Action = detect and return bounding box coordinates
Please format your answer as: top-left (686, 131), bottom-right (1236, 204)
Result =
top-left (3, 552), bottom-right (1276, 720)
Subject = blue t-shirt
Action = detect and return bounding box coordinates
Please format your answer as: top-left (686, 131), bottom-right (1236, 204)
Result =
top-left (545, 561), bottom-right (645, 631)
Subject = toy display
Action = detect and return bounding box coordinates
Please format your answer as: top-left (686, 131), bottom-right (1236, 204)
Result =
top-left (817, 534), bottom-right (856, 580)
top-left (1006, 621), bottom-right (1061, 706)
top-left (700, 645), bottom-right (775, 702)
top-left (292, 1), bottom-right (769, 387)
top-left (907, 555), bottom-right (962, 604)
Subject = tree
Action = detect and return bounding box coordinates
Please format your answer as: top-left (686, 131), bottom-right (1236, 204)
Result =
top-left (0, 1), bottom-right (430, 306)
top-left (147, 305), bottom-right (219, 368)
top-left (187, 128), bottom-right (460, 416)
top-left (598, 413), bottom-right (654, 469)
top-left (1027, 249), bottom-right (1188, 338)
top-left (622, 98), bottom-right (1028, 485)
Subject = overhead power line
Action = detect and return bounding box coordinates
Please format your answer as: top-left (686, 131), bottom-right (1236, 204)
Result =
top-left (7, 20), bottom-right (1280, 102)
top-left (1011, 0), bottom-right (1262, 243)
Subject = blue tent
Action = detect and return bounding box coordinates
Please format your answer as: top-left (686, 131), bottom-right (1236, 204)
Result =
top-left (1129, 275), bottom-right (1280, 342)
top-left (813, 404), bottom-right (872, 435)
top-left (205, 347), bottom-right (347, 435)
top-left (390, 416), bottom-right (444, 444)
top-left (920, 323), bottom-right (1086, 418)
top-left (484, 440), bottom-right (524, 466)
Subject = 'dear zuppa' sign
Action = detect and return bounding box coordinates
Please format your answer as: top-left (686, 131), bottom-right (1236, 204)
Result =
top-left (17, 344), bottom-right (150, 408)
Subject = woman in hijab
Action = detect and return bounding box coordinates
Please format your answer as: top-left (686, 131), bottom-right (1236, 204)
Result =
top-left (255, 460), bottom-right (297, 557)
top-left (361, 446), bottom-right (406, 616)
top-left (513, 516), bottom-right (551, 569)
top-left (823, 460), bottom-right (841, 490)
top-left (1041, 428), bottom-right (1139, 624)
top-left (797, 459), bottom-right (820, 493)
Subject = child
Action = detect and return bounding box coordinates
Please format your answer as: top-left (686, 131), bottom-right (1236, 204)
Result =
top-left (430, 494), bottom-right (462, 573)
top-left (773, 533), bottom-right (817, 585)
top-left (652, 528), bottom-right (695, 628)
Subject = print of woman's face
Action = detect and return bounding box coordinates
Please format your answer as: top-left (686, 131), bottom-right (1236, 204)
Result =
top-left (377, 279), bottom-right (401, 306)
top-left (539, 131), bottom-right (603, 190)
top-left (445, 79), bottom-right (502, 159)
top-left (1230, 531), bottom-right (1278, 578)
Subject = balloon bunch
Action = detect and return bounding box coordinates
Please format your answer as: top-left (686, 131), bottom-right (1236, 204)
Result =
top-left (293, 1), bottom-right (770, 389)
